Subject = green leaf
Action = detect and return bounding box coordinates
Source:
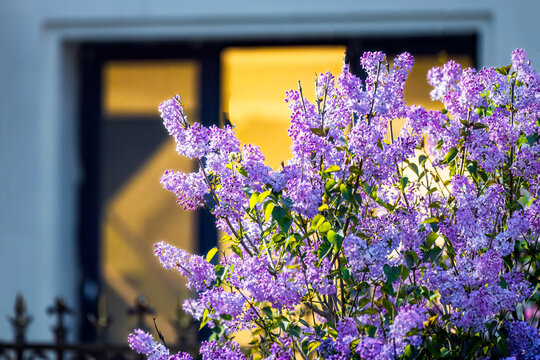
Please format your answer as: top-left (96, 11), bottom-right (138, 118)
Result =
top-left (467, 162), bottom-right (478, 177)
top-left (349, 165), bottom-right (362, 175)
top-left (258, 190), bottom-right (271, 203)
top-left (237, 167), bottom-right (248, 177)
top-left (261, 306), bottom-right (274, 318)
top-left (405, 251), bottom-right (417, 269)
top-left (284, 234), bottom-right (298, 251)
top-left (426, 232), bottom-right (438, 248)
top-left (249, 192), bottom-right (259, 210)
top-left (409, 163), bottom-right (419, 175)
top-left (422, 217), bottom-right (439, 224)
top-left (361, 308), bottom-right (378, 315)
top-left (444, 147), bottom-right (459, 164)
top-left (400, 176), bottom-right (409, 190)
top-left (327, 230), bottom-right (343, 248)
top-left (376, 198), bottom-right (395, 212)
top-left (272, 207), bottom-right (292, 233)
top-left (357, 297), bottom-right (370, 310)
top-left (382, 298), bottom-right (394, 314)
top-left (339, 183), bottom-right (351, 201)
top-left (289, 324), bottom-right (302, 338)
top-left (311, 214), bottom-right (325, 230)
top-left (325, 179), bottom-right (336, 192)
top-left (215, 264), bottom-right (225, 279)
top-left (472, 123), bottom-right (487, 130)
top-left (527, 133), bottom-right (539, 146)
top-left (363, 184), bottom-right (375, 196)
top-left (307, 341), bottom-right (321, 354)
top-left (310, 127), bottom-right (328, 137)
top-left (341, 267), bottom-right (350, 281)
top-left (367, 325), bottom-right (377, 337)
top-left (220, 314), bottom-right (233, 321)
top-left (317, 239), bottom-right (332, 259)
top-left (428, 246), bottom-right (443, 262)
top-left (319, 221), bottom-right (332, 233)
top-left (264, 202), bottom-right (275, 222)
top-left (325, 165), bottom-right (341, 173)
top-left (404, 344), bottom-right (413, 357)
top-left (383, 264), bottom-right (401, 283)
top-left (498, 276), bottom-right (508, 289)
top-left (428, 201), bottom-right (442, 209)
top-left (231, 244), bottom-right (243, 259)
top-left (495, 64), bottom-right (511, 75)
top-left (401, 265), bottom-right (410, 280)
top-left (419, 155), bottom-right (428, 165)
top-left (206, 247), bottom-right (218, 262)
top-left (200, 309), bottom-right (210, 329)
top-left (318, 204), bottom-right (329, 211)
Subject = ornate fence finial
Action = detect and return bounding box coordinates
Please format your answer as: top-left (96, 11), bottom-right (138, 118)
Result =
top-left (46, 297), bottom-right (73, 344)
top-left (170, 303), bottom-right (197, 350)
top-left (8, 293), bottom-right (32, 344)
top-left (87, 294), bottom-right (113, 342)
top-left (126, 295), bottom-right (155, 331)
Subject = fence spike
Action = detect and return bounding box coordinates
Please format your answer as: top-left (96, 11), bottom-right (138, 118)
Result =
top-left (8, 293), bottom-right (32, 344)
top-left (47, 297), bottom-right (73, 344)
top-left (126, 296), bottom-right (155, 331)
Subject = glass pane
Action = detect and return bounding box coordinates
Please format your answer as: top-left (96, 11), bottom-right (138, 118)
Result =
top-left (391, 53), bottom-right (473, 138)
top-left (223, 48), bottom-right (472, 167)
top-left (221, 46), bottom-right (346, 344)
top-left (404, 53), bottom-right (473, 109)
top-left (101, 61), bottom-right (199, 343)
top-left (222, 46), bottom-right (347, 169)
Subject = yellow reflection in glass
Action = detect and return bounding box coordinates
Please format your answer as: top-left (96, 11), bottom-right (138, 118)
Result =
top-left (389, 53), bottom-right (473, 140)
top-left (101, 60), bottom-right (199, 343)
top-left (404, 53), bottom-right (473, 109)
top-left (103, 61), bottom-right (199, 117)
top-left (222, 46), bottom-right (347, 168)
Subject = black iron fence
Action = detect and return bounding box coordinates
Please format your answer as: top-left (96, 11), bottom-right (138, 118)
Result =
top-left (0, 295), bottom-right (199, 360)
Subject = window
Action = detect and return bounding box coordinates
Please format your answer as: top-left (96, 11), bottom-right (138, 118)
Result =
top-left (78, 35), bottom-right (475, 342)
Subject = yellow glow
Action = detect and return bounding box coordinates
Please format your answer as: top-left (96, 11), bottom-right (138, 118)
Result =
top-left (404, 54), bottom-right (473, 109)
top-left (102, 139), bottom-right (196, 342)
top-left (102, 60), bottom-right (199, 342)
top-left (99, 50), bottom-right (473, 344)
top-left (222, 46), bottom-right (347, 168)
top-left (103, 60), bottom-right (199, 117)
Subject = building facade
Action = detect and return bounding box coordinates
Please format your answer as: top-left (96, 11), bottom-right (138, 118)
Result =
top-left (1, 0), bottom-right (539, 341)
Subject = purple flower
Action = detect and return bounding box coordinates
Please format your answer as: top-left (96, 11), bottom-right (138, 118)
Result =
top-left (387, 304), bottom-right (427, 356)
top-left (283, 176), bottom-right (322, 219)
top-left (159, 96), bottom-right (185, 140)
top-left (355, 336), bottom-right (387, 360)
top-left (199, 340), bottom-right (245, 360)
top-left (505, 321), bottom-right (540, 360)
top-left (128, 329), bottom-right (192, 360)
top-left (427, 60), bottom-right (461, 103)
top-left (160, 170), bottom-right (208, 210)
top-left (154, 242), bottom-right (215, 291)
top-left (183, 287), bottom-right (245, 333)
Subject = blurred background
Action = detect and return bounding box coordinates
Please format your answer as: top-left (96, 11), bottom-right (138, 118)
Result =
top-left (0, 0), bottom-right (539, 348)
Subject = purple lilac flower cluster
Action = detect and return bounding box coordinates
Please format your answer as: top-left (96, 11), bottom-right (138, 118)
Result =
top-left (130, 49), bottom-right (540, 359)
top-left (128, 329), bottom-right (192, 360)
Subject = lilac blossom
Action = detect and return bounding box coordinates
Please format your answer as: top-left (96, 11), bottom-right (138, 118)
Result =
top-left (154, 241), bottom-right (215, 291)
top-left (128, 329), bottom-right (192, 360)
top-left (132, 49), bottom-right (540, 360)
top-left (199, 340), bottom-right (246, 360)
top-left (160, 170), bottom-right (208, 210)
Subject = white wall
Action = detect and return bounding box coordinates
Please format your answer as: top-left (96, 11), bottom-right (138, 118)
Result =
top-left (0, 0), bottom-right (538, 341)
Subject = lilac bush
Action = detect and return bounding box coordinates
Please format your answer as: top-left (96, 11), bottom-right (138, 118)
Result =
top-left (129, 50), bottom-right (540, 359)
